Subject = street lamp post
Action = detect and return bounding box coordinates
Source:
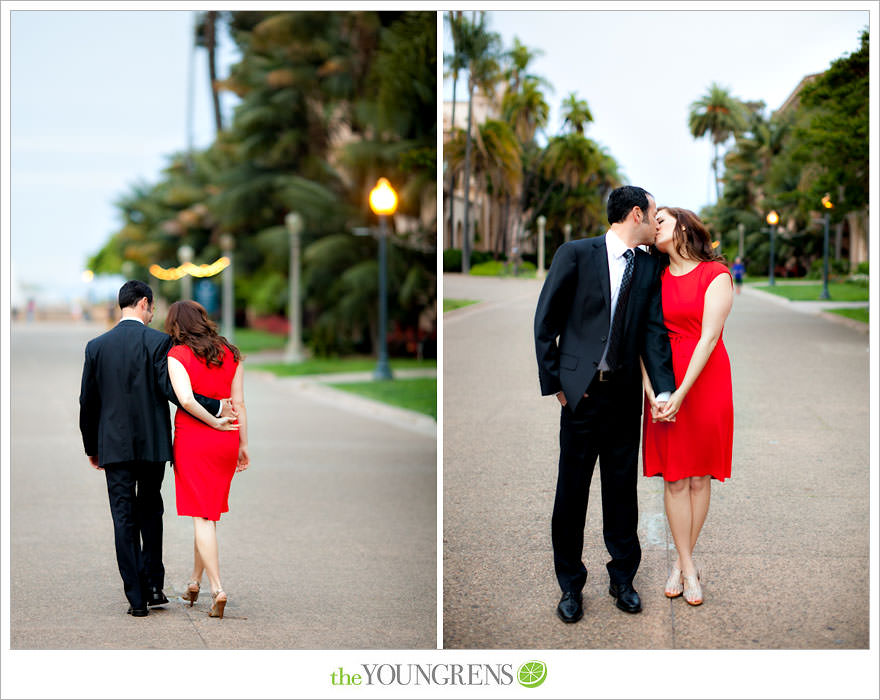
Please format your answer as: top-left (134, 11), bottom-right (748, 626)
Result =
top-left (765, 211), bottom-right (779, 286)
top-left (537, 215), bottom-right (547, 280)
top-left (820, 194), bottom-right (834, 300)
top-left (219, 233), bottom-right (235, 342)
top-left (284, 212), bottom-right (305, 362)
top-left (737, 222), bottom-right (745, 260)
top-left (563, 222), bottom-right (572, 244)
top-left (369, 178), bottom-right (398, 381)
top-left (178, 244), bottom-right (194, 299)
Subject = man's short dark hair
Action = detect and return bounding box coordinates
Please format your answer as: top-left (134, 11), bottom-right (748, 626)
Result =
top-left (118, 280), bottom-right (153, 309)
top-left (607, 186), bottom-right (653, 225)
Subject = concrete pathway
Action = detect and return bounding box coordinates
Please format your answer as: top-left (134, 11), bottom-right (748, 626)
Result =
top-left (10, 321), bottom-right (436, 649)
top-left (442, 273), bottom-right (870, 649)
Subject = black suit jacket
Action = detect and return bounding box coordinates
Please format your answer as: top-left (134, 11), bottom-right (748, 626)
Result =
top-left (79, 319), bottom-right (221, 467)
top-left (534, 236), bottom-right (675, 413)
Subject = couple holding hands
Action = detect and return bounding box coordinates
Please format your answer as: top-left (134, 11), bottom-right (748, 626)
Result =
top-left (80, 281), bottom-right (248, 618)
top-left (535, 185), bottom-right (734, 622)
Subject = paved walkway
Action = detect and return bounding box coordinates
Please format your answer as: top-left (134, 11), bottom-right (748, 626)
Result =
top-left (10, 321), bottom-right (436, 649)
top-left (443, 273), bottom-right (870, 649)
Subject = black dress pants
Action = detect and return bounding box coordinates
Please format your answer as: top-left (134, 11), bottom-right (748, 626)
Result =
top-left (104, 461), bottom-right (166, 608)
top-left (552, 376), bottom-right (642, 594)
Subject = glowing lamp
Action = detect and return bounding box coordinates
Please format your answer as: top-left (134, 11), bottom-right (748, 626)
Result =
top-left (369, 178), bottom-right (398, 216)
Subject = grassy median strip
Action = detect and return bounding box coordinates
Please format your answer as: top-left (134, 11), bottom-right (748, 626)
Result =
top-left (444, 298), bottom-right (479, 312)
top-left (754, 282), bottom-right (869, 302)
top-left (328, 377), bottom-right (437, 419)
top-left (252, 357), bottom-right (436, 376)
top-left (232, 328), bottom-right (288, 353)
top-left (827, 307), bottom-right (869, 324)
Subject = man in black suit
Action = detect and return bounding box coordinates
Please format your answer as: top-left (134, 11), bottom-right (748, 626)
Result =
top-left (534, 186), bottom-right (677, 623)
top-left (79, 280), bottom-right (234, 616)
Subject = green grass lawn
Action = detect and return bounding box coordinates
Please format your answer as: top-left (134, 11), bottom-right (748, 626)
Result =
top-left (827, 307), bottom-right (869, 324)
top-left (253, 356), bottom-right (436, 377)
top-left (469, 260), bottom-right (537, 278)
top-left (231, 328), bottom-right (288, 353)
top-left (754, 282), bottom-right (869, 302)
top-left (328, 377), bottom-right (437, 419)
top-left (444, 298), bottom-right (478, 312)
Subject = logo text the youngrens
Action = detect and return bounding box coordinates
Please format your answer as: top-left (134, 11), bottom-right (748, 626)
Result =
top-left (330, 664), bottom-right (515, 687)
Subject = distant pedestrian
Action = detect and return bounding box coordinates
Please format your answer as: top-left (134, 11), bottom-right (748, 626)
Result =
top-left (79, 281), bottom-right (237, 617)
top-left (731, 257), bottom-right (745, 295)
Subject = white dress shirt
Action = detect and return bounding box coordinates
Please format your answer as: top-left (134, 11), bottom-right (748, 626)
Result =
top-left (597, 231), bottom-right (670, 402)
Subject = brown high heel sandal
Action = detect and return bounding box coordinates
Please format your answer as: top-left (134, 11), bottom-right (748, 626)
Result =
top-left (181, 580), bottom-right (200, 607)
top-left (209, 589), bottom-right (227, 618)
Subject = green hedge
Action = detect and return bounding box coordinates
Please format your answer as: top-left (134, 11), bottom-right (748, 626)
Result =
top-left (443, 248), bottom-right (496, 271)
top-left (806, 258), bottom-right (851, 279)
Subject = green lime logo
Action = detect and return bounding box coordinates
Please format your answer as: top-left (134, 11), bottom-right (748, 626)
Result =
top-left (517, 660), bottom-right (547, 688)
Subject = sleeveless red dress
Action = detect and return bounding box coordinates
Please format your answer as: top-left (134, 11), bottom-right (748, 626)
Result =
top-left (642, 261), bottom-right (733, 482)
top-left (168, 344), bottom-right (240, 520)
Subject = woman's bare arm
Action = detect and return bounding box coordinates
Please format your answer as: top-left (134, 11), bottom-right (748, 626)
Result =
top-left (167, 357), bottom-right (238, 431)
top-left (231, 363), bottom-right (249, 470)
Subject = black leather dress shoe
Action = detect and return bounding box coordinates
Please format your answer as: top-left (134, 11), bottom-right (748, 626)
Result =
top-left (147, 587), bottom-right (169, 606)
top-left (609, 582), bottom-right (642, 613)
top-left (127, 605), bottom-right (148, 617)
top-left (556, 591), bottom-right (583, 623)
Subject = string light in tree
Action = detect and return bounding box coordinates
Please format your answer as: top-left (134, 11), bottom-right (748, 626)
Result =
top-left (149, 257), bottom-right (231, 281)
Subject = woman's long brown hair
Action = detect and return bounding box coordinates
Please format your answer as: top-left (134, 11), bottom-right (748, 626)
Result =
top-left (653, 207), bottom-right (726, 267)
top-left (165, 300), bottom-right (241, 367)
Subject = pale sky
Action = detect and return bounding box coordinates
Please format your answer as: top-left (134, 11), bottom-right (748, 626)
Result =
top-left (444, 9), bottom-right (868, 217)
top-left (9, 10), bottom-right (240, 305)
top-left (6, 8), bottom-right (872, 306)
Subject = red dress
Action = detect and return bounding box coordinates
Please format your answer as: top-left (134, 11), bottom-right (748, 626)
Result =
top-left (168, 344), bottom-right (240, 520)
top-left (642, 261), bottom-right (733, 482)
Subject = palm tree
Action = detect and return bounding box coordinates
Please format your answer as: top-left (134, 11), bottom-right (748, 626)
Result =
top-left (95, 11), bottom-right (437, 358)
top-left (458, 11), bottom-right (501, 273)
top-left (501, 77), bottom-right (549, 145)
top-left (195, 11), bottom-right (224, 134)
top-left (446, 119), bottom-right (522, 256)
top-left (688, 82), bottom-right (748, 203)
top-left (723, 105), bottom-right (789, 215)
top-left (560, 92), bottom-right (593, 135)
top-left (444, 12), bottom-right (466, 249)
top-left (540, 136), bottom-right (620, 235)
top-left (503, 37), bottom-right (551, 95)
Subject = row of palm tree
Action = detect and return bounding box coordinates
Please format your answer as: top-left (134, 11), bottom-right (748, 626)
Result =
top-left (443, 12), bottom-right (622, 270)
top-left (688, 28), bottom-right (868, 276)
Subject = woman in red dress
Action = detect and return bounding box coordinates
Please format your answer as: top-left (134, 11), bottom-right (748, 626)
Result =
top-left (641, 207), bottom-right (734, 606)
top-left (165, 300), bottom-right (249, 618)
